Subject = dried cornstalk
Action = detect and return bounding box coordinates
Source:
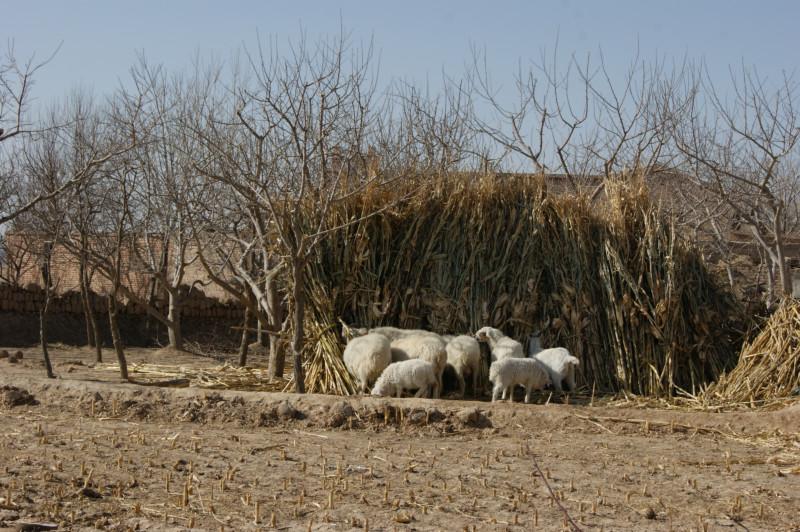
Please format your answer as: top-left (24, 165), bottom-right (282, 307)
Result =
top-left (298, 174), bottom-right (742, 396)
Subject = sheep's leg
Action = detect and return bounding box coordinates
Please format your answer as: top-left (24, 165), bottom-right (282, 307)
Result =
top-left (552, 378), bottom-right (563, 395)
top-left (492, 384), bottom-right (503, 402)
top-left (414, 385), bottom-right (429, 398)
top-left (503, 386), bottom-right (512, 402)
top-left (431, 380), bottom-right (440, 399)
top-left (471, 368), bottom-right (479, 398)
top-left (524, 386), bottom-right (533, 404)
top-left (566, 365), bottom-right (577, 392)
top-left (456, 371), bottom-right (466, 399)
top-left (396, 388), bottom-right (403, 399)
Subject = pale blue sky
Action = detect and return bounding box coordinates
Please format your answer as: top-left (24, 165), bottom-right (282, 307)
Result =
top-left (3, 1), bottom-right (798, 110)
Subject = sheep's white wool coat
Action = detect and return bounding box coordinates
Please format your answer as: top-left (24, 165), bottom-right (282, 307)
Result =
top-left (389, 334), bottom-right (447, 377)
top-left (371, 359), bottom-right (438, 398)
top-left (532, 347), bottom-right (579, 393)
top-left (343, 333), bottom-right (392, 392)
top-left (369, 326), bottom-right (442, 342)
top-left (444, 334), bottom-right (481, 396)
top-left (489, 357), bottom-right (551, 402)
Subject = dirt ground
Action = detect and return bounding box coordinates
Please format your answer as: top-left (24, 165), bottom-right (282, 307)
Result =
top-left (0, 346), bottom-right (798, 531)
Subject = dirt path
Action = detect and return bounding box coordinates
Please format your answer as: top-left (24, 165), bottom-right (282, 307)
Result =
top-left (0, 346), bottom-right (798, 531)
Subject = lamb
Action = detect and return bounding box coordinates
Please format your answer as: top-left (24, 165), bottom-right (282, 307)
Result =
top-left (342, 333), bottom-right (392, 393)
top-left (475, 326), bottom-right (525, 362)
top-left (389, 334), bottom-right (447, 399)
top-left (442, 334), bottom-right (481, 397)
top-left (371, 359), bottom-right (439, 398)
top-left (530, 347), bottom-right (579, 394)
top-left (489, 357), bottom-right (551, 403)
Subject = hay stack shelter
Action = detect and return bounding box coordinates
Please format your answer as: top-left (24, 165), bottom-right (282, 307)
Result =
top-left (704, 300), bottom-right (800, 404)
top-left (301, 175), bottom-right (743, 396)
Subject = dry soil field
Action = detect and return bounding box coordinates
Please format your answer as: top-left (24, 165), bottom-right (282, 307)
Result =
top-left (0, 346), bottom-right (798, 531)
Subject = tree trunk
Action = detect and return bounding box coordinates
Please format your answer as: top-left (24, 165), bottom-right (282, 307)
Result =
top-left (81, 262), bottom-right (103, 362)
top-left (88, 292), bottom-right (103, 363)
top-left (167, 289), bottom-right (183, 350)
top-left (107, 294), bottom-right (129, 380)
top-left (238, 306), bottom-right (251, 367)
top-left (773, 223), bottom-right (793, 298)
top-left (40, 246), bottom-right (55, 379)
top-left (40, 299), bottom-right (55, 379)
top-left (257, 319), bottom-right (266, 347)
top-left (292, 259), bottom-right (306, 394)
top-left (268, 336), bottom-right (286, 378)
top-left (266, 274), bottom-right (285, 378)
top-left (764, 258), bottom-right (776, 309)
top-left (79, 257), bottom-right (94, 347)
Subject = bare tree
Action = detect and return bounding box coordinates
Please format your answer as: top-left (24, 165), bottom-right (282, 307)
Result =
top-left (13, 110), bottom-right (73, 378)
top-left (468, 44), bottom-right (590, 187)
top-left (676, 66), bottom-right (800, 305)
top-left (120, 58), bottom-right (202, 351)
top-left (0, 42), bottom-right (60, 143)
top-left (189, 33), bottom-right (401, 392)
top-left (468, 45), bottom-right (690, 200)
top-left (0, 43), bottom-right (119, 229)
top-left (52, 93), bottom-right (143, 380)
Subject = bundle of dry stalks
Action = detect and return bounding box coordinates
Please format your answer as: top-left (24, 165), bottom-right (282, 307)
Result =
top-left (703, 300), bottom-right (800, 404)
top-left (299, 174), bottom-right (743, 396)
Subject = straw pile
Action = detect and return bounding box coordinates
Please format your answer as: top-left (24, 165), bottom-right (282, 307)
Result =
top-left (703, 300), bottom-right (800, 405)
top-left (284, 321), bottom-right (359, 395)
top-left (300, 174), bottom-right (743, 397)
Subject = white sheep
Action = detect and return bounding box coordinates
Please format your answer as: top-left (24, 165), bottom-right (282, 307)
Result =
top-left (530, 346), bottom-right (579, 394)
top-left (371, 359), bottom-right (439, 398)
top-left (343, 333), bottom-right (392, 393)
top-left (442, 334), bottom-right (481, 397)
top-left (389, 334), bottom-right (447, 399)
top-left (489, 357), bottom-right (551, 403)
top-left (475, 326), bottom-right (525, 362)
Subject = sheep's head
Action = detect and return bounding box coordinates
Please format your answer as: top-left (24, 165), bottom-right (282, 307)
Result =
top-left (371, 378), bottom-right (390, 397)
top-left (475, 326), bottom-right (501, 343)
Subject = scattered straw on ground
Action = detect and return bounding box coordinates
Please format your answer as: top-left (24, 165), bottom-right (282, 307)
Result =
top-left (97, 362), bottom-right (289, 392)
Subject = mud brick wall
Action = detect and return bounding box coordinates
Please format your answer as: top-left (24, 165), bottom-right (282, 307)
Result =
top-left (3, 233), bottom-right (234, 302)
top-left (0, 284), bottom-right (243, 318)
top-left (0, 283), bottom-right (245, 347)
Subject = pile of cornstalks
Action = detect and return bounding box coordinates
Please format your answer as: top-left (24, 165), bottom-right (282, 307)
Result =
top-left (703, 300), bottom-right (800, 405)
top-left (98, 363), bottom-right (288, 392)
top-left (301, 174), bottom-right (743, 396)
top-left (284, 322), bottom-right (359, 395)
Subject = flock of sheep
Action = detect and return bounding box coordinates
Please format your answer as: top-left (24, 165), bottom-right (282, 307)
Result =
top-left (342, 325), bottom-right (579, 402)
